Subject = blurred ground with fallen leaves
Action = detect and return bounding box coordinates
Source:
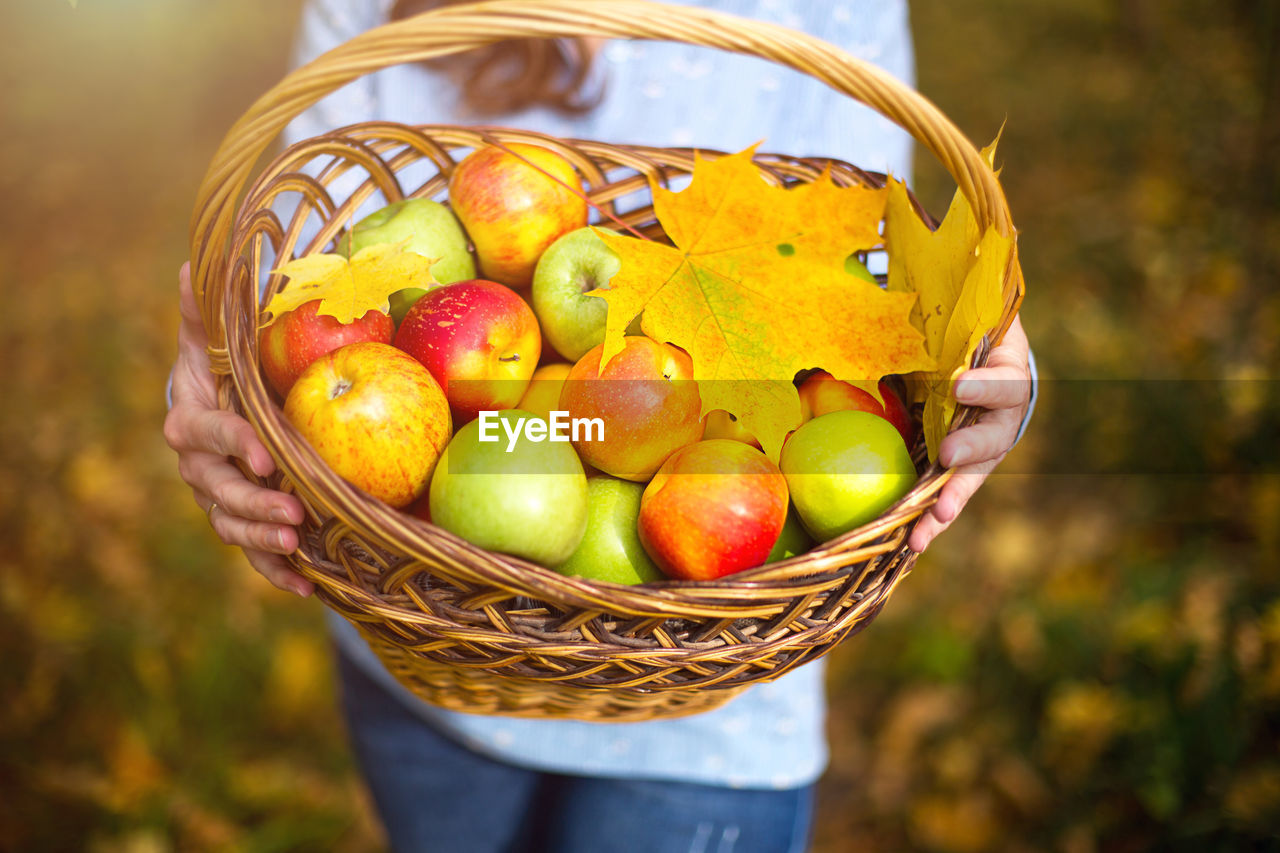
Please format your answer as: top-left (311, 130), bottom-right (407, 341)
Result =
top-left (1, 1), bottom-right (1277, 850)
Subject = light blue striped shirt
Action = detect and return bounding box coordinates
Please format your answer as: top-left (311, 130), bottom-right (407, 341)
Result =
top-left (288, 0), bottom-right (917, 789)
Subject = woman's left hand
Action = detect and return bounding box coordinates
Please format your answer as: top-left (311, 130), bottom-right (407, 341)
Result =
top-left (908, 313), bottom-right (1032, 553)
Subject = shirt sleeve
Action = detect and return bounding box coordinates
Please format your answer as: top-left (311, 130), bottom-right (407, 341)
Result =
top-left (1015, 347), bottom-right (1038, 446)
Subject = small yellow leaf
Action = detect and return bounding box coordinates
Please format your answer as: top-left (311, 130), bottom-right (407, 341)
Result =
top-left (267, 241), bottom-right (438, 324)
top-left (922, 227), bottom-right (1012, 456)
top-left (595, 148), bottom-right (933, 459)
top-left (885, 136), bottom-right (1012, 462)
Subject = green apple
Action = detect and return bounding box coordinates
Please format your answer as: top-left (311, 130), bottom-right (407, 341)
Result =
top-left (779, 410), bottom-right (917, 542)
top-left (556, 476), bottom-right (665, 584)
top-left (429, 409), bottom-right (587, 566)
top-left (340, 198), bottom-right (477, 325)
top-left (766, 506), bottom-right (815, 563)
top-left (387, 288), bottom-right (431, 329)
top-left (531, 226), bottom-right (621, 361)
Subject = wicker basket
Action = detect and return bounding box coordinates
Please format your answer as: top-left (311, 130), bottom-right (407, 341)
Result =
top-left (189, 0), bottom-right (1024, 722)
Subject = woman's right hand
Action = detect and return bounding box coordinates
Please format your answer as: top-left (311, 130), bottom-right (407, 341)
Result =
top-left (163, 263), bottom-right (314, 597)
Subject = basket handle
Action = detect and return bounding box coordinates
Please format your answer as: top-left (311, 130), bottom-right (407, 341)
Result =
top-left (190, 0), bottom-right (1021, 351)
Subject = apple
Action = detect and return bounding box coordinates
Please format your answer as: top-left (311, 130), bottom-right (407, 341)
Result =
top-left (386, 288), bottom-right (429, 330)
top-left (284, 342), bottom-right (451, 508)
top-left (531, 226), bottom-right (620, 361)
top-left (448, 142), bottom-right (587, 288)
top-left (338, 198), bottom-right (477, 325)
top-left (259, 298), bottom-right (393, 397)
top-left (637, 439), bottom-right (789, 581)
top-left (340, 198), bottom-right (476, 283)
top-left (702, 409), bottom-right (761, 449)
top-left (428, 409), bottom-right (588, 567)
top-left (558, 336), bottom-right (704, 481)
top-left (556, 476), bottom-right (665, 585)
top-left (517, 362), bottom-right (573, 422)
top-left (779, 410), bottom-right (917, 542)
top-left (766, 507), bottom-right (814, 563)
top-left (798, 371), bottom-right (914, 447)
top-left (394, 279), bottom-right (541, 423)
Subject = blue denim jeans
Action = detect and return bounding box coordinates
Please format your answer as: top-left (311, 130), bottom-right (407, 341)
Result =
top-left (336, 650), bottom-right (815, 853)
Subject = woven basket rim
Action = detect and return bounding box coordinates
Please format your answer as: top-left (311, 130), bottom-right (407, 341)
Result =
top-left (191, 0), bottom-right (1024, 344)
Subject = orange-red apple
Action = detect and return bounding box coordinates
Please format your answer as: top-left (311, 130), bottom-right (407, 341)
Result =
top-left (559, 337), bottom-right (704, 481)
top-left (798, 371), bottom-right (914, 447)
top-left (448, 142), bottom-right (587, 288)
top-left (393, 279), bottom-right (541, 423)
top-left (259, 299), bottom-right (393, 397)
top-left (638, 439), bottom-right (790, 581)
top-left (284, 342), bottom-right (451, 508)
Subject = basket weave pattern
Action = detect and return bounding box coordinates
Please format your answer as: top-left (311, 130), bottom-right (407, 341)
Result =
top-left (191, 1), bottom-right (1023, 722)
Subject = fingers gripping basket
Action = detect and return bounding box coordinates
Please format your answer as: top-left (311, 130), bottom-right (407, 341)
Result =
top-left (190, 0), bottom-right (1024, 722)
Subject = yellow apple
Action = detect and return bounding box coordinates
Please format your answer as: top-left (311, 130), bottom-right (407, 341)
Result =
top-left (448, 143), bottom-right (587, 288)
top-left (284, 342), bottom-right (452, 508)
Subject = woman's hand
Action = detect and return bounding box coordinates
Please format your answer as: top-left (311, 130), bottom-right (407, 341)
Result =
top-left (162, 263), bottom-right (314, 597)
top-left (908, 314), bottom-right (1032, 553)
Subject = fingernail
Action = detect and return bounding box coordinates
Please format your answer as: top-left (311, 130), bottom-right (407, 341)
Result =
top-left (946, 447), bottom-right (970, 468)
top-left (250, 451), bottom-right (274, 479)
top-left (289, 580), bottom-right (311, 598)
top-left (270, 506), bottom-right (291, 524)
top-left (272, 528), bottom-right (289, 551)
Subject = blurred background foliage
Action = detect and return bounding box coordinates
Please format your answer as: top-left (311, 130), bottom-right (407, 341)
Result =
top-left (1, 0), bottom-right (1276, 850)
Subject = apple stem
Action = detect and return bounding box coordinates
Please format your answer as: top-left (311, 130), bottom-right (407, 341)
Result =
top-left (330, 379), bottom-right (352, 400)
top-left (499, 354), bottom-right (521, 363)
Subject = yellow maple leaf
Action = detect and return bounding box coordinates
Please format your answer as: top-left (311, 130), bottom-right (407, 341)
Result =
top-left (885, 137), bottom-right (1013, 462)
top-left (266, 241), bottom-right (438, 324)
top-left (594, 148), bottom-right (934, 460)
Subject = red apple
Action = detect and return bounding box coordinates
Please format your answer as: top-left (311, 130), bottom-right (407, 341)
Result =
top-left (448, 142), bottom-right (588, 288)
top-left (284, 342), bottom-right (451, 508)
top-left (638, 439), bottom-right (789, 581)
top-left (797, 371), bottom-right (914, 447)
top-left (559, 336), bottom-right (704, 481)
top-left (393, 279), bottom-right (541, 423)
top-left (259, 299), bottom-right (393, 397)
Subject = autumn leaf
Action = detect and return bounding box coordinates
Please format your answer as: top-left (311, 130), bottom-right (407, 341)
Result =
top-left (593, 148), bottom-right (934, 459)
top-left (885, 137), bottom-right (1013, 461)
top-left (266, 241), bottom-right (438, 324)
